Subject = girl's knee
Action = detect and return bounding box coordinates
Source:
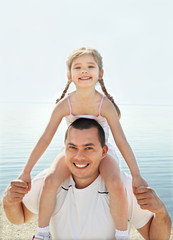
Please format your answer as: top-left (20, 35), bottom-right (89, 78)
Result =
top-left (43, 173), bottom-right (58, 190)
top-left (106, 175), bottom-right (124, 192)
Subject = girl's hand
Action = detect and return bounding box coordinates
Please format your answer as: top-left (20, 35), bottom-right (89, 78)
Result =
top-left (17, 171), bottom-right (31, 190)
top-left (132, 175), bottom-right (148, 194)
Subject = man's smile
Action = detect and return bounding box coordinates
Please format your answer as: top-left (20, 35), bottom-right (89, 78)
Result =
top-left (73, 163), bottom-right (90, 169)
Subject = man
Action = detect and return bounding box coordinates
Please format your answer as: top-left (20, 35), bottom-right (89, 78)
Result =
top-left (3, 118), bottom-right (171, 240)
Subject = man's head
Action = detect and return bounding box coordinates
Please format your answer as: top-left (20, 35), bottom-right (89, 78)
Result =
top-left (64, 118), bottom-right (106, 147)
top-left (64, 118), bottom-right (108, 189)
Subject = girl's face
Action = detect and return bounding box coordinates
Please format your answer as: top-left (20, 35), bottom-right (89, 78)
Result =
top-left (68, 54), bottom-right (103, 88)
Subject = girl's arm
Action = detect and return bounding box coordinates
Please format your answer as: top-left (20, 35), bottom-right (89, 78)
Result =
top-left (101, 99), bottom-right (141, 178)
top-left (21, 99), bottom-right (68, 175)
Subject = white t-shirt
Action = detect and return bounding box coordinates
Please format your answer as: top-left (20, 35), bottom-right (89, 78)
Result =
top-left (23, 170), bottom-right (153, 240)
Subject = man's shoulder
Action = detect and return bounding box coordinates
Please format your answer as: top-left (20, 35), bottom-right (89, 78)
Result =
top-left (98, 172), bottom-right (132, 194)
top-left (33, 169), bottom-right (49, 181)
top-left (23, 169), bottom-right (73, 214)
top-left (32, 169), bottom-right (73, 188)
top-left (31, 170), bottom-right (132, 193)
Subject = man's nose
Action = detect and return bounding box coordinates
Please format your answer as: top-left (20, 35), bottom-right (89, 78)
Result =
top-left (75, 150), bottom-right (85, 160)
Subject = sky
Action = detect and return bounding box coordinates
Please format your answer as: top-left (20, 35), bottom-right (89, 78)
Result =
top-left (0, 0), bottom-right (173, 105)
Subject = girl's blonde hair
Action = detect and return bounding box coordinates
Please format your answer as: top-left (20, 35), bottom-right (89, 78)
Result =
top-left (66, 47), bottom-right (103, 71)
top-left (56, 47), bottom-right (121, 118)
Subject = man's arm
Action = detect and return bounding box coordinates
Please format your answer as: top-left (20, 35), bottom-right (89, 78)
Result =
top-left (135, 186), bottom-right (171, 240)
top-left (3, 179), bottom-right (36, 224)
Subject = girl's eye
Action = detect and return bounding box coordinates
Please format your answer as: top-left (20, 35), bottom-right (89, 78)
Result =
top-left (75, 67), bottom-right (80, 69)
top-left (88, 65), bottom-right (94, 68)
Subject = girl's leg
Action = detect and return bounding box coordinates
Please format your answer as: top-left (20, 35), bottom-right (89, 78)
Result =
top-left (37, 152), bottom-right (70, 236)
top-left (99, 155), bottom-right (129, 239)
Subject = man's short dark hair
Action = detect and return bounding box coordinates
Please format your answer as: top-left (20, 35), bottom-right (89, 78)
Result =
top-left (64, 118), bottom-right (105, 147)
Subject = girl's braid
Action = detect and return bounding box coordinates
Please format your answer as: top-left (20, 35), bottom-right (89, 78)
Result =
top-left (56, 80), bottom-right (71, 104)
top-left (98, 79), bottom-right (121, 118)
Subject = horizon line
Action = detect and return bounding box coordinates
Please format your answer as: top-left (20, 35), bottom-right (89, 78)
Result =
top-left (0, 100), bottom-right (173, 107)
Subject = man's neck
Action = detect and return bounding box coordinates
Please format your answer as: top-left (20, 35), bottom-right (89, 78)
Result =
top-left (72, 172), bottom-right (99, 189)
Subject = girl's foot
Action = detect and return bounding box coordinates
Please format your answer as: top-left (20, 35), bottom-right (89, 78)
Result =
top-left (32, 232), bottom-right (52, 240)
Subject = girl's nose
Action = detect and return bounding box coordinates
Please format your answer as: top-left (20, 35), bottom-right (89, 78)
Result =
top-left (81, 68), bottom-right (88, 74)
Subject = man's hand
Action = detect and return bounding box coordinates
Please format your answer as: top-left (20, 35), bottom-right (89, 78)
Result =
top-left (135, 186), bottom-right (165, 213)
top-left (3, 179), bottom-right (32, 225)
top-left (135, 186), bottom-right (172, 240)
top-left (3, 179), bottom-right (29, 205)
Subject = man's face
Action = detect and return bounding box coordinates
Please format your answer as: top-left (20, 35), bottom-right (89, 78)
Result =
top-left (65, 127), bottom-right (108, 189)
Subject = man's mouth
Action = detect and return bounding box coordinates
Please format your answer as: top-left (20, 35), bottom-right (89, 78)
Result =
top-left (73, 163), bottom-right (89, 168)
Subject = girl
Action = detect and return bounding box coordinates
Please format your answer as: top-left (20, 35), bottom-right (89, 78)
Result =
top-left (18, 47), bottom-right (147, 240)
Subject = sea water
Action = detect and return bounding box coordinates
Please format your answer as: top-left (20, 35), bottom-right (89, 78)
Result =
top-left (0, 102), bottom-right (173, 221)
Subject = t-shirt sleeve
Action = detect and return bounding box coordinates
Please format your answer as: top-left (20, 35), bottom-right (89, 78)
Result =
top-left (122, 173), bottom-right (154, 229)
top-left (130, 191), bottom-right (153, 229)
top-left (23, 172), bottom-right (45, 214)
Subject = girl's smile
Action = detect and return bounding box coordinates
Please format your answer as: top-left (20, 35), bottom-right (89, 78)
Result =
top-left (79, 76), bottom-right (92, 80)
top-left (68, 54), bottom-right (103, 88)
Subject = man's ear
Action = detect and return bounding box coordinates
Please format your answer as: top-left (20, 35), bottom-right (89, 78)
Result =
top-left (102, 145), bottom-right (108, 159)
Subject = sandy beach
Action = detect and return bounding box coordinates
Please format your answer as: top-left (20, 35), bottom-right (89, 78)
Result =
top-left (0, 201), bottom-right (172, 240)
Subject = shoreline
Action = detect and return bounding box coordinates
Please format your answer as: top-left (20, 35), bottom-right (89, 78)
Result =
top-left (0, 201), bottom-right (172, 240)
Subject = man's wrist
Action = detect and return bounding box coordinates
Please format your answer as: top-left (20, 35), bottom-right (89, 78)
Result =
top-left (3, 190), bottom-right (15, 206)
top-left (3, 197), bottom-right (19, 208)
top-left (154, 204), bottom-right (170, 221)
top-left (3, 188), bottom-right (10, 204)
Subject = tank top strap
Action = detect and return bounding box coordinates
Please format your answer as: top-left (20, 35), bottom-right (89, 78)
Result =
top-left (67, 95), bottom-right (72, 115)
top-left (98, 96), bottom-right (105, 116)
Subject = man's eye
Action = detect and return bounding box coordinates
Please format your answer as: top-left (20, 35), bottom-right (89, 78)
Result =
top-left (69, 146), bottom-right (77, 150)
top-left (85, 147), bottom-right (93, 150)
